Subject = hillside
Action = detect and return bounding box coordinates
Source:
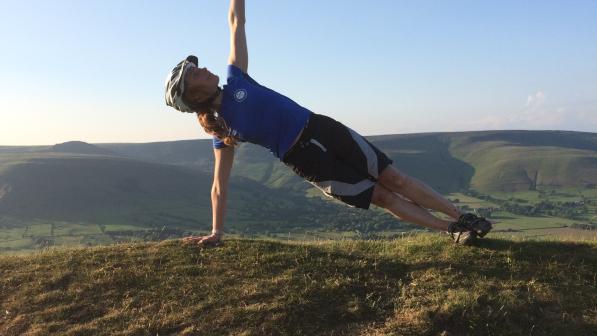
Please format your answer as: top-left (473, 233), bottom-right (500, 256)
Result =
top-left (446, 130), bottom-right (597, 192)
top-left (0, 153), bottom-right (213, 223)
top-left (4, 130), bottom-right (595, 194)
top-left (1, 130), bottom-right (596, 253)
top-left (0, 235), bottom-right (595, 335)
top-left (352, 130), bottom-right (597, 193)
top-left (0, 152), bottom-right (404, 247)
top-left (95, 130), bottom-right (597, 193)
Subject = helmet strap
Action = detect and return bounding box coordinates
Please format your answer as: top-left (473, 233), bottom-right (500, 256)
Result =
top-left (202, 87), bottom-right (222, 106)
top-left (186, 87), bottom-right (222, 112)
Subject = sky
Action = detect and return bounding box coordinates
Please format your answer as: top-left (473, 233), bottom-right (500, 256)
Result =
top-left (1, 0), bottom-right (596, 146)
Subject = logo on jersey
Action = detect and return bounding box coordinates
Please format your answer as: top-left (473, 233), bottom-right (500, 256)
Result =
top-left (234, 89), bottom-right (248, 102)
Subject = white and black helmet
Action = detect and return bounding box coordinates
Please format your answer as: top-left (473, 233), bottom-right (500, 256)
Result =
top-left (164, 55), bottom-right (199, 113)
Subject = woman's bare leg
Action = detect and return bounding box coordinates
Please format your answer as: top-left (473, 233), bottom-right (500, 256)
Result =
top-left (371, 183), bottom-right (452, 231)
top-left (377, 166), bottom-right (461, 220)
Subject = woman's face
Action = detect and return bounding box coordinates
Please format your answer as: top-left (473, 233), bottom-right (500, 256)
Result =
top-left (184, 66), bottom-right (220, 103)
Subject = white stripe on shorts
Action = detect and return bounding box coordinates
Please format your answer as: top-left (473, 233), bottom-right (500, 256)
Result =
top-left (347, 128), bottom-right (379, 178)
top-left (311, 179), bottom-right (375, 197)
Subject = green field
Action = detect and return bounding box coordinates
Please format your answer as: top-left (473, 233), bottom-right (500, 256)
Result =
top-left (448, 187), bottom-right (597, 239)
top-left (2, 186), bottom-right (596, 255)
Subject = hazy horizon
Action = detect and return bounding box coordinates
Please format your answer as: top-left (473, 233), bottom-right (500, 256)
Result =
top-left (1, 0), bottom-right (596, 146)
top-left (1, 128), bottom-right (595, 148)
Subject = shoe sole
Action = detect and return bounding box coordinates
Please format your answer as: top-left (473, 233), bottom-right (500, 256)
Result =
top-left (451, 231), bottom-right (477, 245)
top-left (474, 219), bottom-right (492, 238)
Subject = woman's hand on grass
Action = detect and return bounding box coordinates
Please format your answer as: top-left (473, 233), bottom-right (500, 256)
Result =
top-left (182, 234), bottom-right (222, 246)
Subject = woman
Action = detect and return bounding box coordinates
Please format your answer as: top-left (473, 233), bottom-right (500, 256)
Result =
top-left (165, 0), bottom-right (491, 246)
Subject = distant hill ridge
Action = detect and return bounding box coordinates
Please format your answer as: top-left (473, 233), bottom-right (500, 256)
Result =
top-left (50, 141), bottom-right (119, 156)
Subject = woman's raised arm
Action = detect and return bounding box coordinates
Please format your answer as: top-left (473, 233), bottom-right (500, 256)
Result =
top-left (228, 0), bottom-right (248, 73)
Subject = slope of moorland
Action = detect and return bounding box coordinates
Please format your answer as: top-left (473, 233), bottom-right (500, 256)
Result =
top-left (0, 150), bottom-right (403, 236)
top-left (446, 130), bottom-right (597, 192)
top-left (93, 139), bottom-right (216, 170)
top-left (95, 130), bottom-right (597, 193)
top-left (0, 152), bottom-right (212, 223)
top-left (0, 235), bottom-right (595, 335)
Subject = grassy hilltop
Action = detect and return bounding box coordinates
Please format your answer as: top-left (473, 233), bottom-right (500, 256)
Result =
top-left (1, 235), bottom-right (596, 335)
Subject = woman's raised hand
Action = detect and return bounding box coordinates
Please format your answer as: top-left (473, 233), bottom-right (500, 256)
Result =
top-left (228, 0), bottom-right (248, 73)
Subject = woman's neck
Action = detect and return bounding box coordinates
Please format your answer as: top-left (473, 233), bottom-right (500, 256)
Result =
top-left (212, 90), bottom-right (223, 110)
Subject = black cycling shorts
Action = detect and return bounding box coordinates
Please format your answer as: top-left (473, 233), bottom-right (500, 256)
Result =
top-left (282, 113), bottom-right (393, 209)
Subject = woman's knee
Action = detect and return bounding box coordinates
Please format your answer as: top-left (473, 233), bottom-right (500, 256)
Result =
top-left (379, 166), bottom-right (409, 190)
top-left (371, 184), bottom-right (395, 208)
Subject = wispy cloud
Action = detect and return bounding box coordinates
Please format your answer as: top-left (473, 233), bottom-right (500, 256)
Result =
top-left (526, 91), bottom-right (546, 110)
top-left (516, 91), bottom-right (567, 127)
top-left (459, 90), bottom-right (596, 131)
top-left (527, 91), bottom-right (545, 109)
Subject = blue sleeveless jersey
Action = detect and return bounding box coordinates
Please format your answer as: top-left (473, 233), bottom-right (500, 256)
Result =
top-left (212, 65), bottom-right (311, 159)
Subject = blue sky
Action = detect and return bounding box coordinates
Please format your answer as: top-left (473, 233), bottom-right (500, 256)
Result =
top-left (1, 0), bottom-right (596, 146)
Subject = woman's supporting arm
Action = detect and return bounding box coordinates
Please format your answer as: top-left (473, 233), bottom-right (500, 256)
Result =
top-left (210, 145), bottom-right (235, 239)
top-left (181, 144), bottom-right (234, 245)
top-left (228, 0), bottom-right (248, 72)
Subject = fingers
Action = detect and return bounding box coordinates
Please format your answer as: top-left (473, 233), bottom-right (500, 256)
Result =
top-left (181, 236), bottom-right (201, 242)
top-left (181, 235), bottom-right (222, 247)
top-left (181, 235), bottom-right (208, 244)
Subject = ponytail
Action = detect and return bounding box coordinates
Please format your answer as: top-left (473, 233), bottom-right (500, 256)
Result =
top-left (184, 87), bottom-right (239, 146)
top-left (197, 108), bottom-right (238, 146)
